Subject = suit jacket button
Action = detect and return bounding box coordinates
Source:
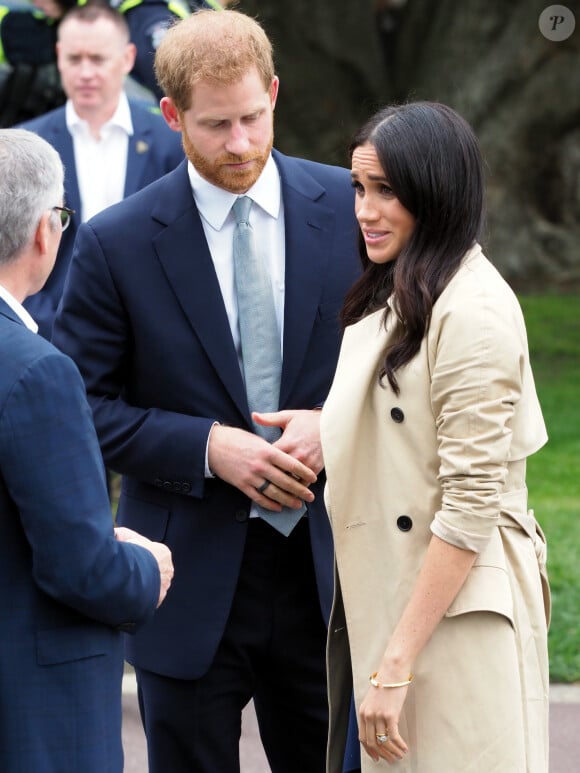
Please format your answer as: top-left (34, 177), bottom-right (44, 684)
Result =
top-left (182, 482), bottom-right (191, 494)
top-left (390, 407), bottom-right (404, 423)
top-left (162, 481), bottom-right (173, 490)
top-left (235, 509), bottom-right (249, 522)
top-left (397, 515), bottom-right (413, 531)
top-left (172, 482), bottom-right (182, 493)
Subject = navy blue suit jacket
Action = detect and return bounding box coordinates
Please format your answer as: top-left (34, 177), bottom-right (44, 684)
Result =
top-left (0, 300), bottom-right (161, 772)
top-left (19, 100), bottom-right (184, 338)
top-left (52, 152), bottom-right (360, 680)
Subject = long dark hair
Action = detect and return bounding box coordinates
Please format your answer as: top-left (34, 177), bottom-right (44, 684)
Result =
top-left (342, 101), bottom-right (485, 394)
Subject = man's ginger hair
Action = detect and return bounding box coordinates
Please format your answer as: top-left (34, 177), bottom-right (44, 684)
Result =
top-left (155, 10), bottom-right (275, 112)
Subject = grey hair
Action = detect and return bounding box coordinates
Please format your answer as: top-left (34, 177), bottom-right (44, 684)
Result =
top-left (0, 128), bottom-right (64, 265)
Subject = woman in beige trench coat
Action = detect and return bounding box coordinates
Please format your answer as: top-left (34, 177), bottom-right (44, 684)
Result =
top-left (320, 102), bottom-right (550, 772)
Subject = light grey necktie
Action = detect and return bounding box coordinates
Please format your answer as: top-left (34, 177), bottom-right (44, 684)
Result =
top-left (232, 195), bottom-right (305, 536)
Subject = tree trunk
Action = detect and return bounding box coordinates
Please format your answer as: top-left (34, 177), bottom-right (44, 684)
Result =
top-left (239, 0), bottom-right (388, 165)
top-left (238, 0), bottom-right (580, 289)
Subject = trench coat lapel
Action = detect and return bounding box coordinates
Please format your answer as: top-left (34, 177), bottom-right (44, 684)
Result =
top-left (276, 154), bottom-right (335, 407)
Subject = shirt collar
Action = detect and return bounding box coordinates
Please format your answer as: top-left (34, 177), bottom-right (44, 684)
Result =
top-left (187, 154), bottom-right (281, 231)
top-left (65, 91), bottom-right (134, 137)
top-left (0, 284), bottom-right (38, 332)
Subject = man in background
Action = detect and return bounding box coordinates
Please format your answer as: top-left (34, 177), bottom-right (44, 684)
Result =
top-left (0, 0), bottom-right (223, 120)
top-left (0, 127), bottom-right (173, 772)
top-left (19, 2), bottom-right (183, 338)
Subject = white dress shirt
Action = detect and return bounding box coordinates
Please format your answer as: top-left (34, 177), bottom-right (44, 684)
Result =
top-left (0, 284), bottom-right (38, 332)
top-left (187, 155), bottom-right (285, 361)
top-left (66, 93), bottom-right (133, 222)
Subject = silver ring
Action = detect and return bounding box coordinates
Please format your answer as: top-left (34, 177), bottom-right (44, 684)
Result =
top-left (376, 733), bottom-right (389, 744)
top-left (257, 480), bottom-right (271, 494)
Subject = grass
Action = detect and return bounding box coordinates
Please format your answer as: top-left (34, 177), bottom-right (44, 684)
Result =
top-left (519, 295), bottom-right (580, 683)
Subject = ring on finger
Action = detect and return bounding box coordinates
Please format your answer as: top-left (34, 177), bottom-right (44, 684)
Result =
top-left (257, 480), bottom-right (271, 494)
top-left (376, 733), bottom-right (389, 744)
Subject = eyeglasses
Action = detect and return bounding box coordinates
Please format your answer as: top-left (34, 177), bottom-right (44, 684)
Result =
top-left (52, 206), bottom-right (75, 232)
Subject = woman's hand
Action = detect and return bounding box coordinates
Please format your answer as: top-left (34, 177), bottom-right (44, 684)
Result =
top-left (358, 679), bottom-right (410, 763)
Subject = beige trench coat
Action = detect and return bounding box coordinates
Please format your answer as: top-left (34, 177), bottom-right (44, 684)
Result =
top-left (321, 245), bottom-right (550, 773)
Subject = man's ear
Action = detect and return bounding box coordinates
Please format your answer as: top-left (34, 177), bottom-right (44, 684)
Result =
top-left (123, 43), bottom-right (137, 75)
top-left (160, 98), bottom-right (182, 132)
top-left (28, 211), bottom-right (61, 295)
top-left (270, 76), bottom-right (279, 110)
top-left (34, 211), bottom-right (53, 257)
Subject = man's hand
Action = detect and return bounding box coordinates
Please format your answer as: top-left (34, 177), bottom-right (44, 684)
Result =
top-left (207, 424), bottom-right (317, 510)
top-left (115, 527), bottom-right (174, 607)
top-left (253, 409), bottom-right (324, 474)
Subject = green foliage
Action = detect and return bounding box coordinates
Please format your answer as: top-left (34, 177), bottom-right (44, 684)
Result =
top-left (520, 296), bottom-right (580, 683)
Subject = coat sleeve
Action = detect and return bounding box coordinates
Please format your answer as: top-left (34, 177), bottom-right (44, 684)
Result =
top-left (0, 349), bottom-right (160, 628)
top-left (428, 276), bottom-right (529, 553)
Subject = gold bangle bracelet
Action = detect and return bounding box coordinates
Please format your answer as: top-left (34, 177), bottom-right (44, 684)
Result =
top-left (369, 672), bottom-right (414, 689)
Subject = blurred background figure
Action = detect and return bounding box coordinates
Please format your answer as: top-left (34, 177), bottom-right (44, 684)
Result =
top-left (0, 0), bottom-right (65, 126)
top-left (18, 2), bottom-right (184, 339)
top-left (0, 0), bottom-right (223, 126)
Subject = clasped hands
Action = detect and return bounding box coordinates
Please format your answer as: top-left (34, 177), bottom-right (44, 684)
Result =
top-left (208, 409), bottom-right (323, 511)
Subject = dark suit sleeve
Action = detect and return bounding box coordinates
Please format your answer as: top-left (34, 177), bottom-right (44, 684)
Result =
top-left (0, 348), bottom-right (160, 628)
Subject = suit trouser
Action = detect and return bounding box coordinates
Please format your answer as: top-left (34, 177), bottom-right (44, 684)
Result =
top-left (136, 517), bottom-right (328, 773)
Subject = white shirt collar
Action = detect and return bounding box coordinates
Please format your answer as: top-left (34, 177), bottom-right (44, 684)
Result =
top-left (65, 91), bottom-right (134, 137)
top-left (0, 284), bottom-right (38, 332)
top-left (187, 154), bottom-right (281, 231)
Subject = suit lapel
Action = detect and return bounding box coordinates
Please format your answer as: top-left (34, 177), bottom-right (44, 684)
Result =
top-left (124, 111), bottom-right (153, 197)
top-left (276, 154), bottom-right (332, 407)
top-left (44, 113), bottom-right (82, 227)
top-left (151, 168), bottom-right (249, 421)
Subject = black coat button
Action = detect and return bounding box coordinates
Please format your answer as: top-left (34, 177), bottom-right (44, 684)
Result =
top-left (235, 509), bottom-right (249, 522)
top-left (162, 481), bottom-right (173, 491)
top-left (397, 515), bottom-right (413, 532)
top-left (182, 482), bottom-right (191, 494)
top-left (390, 407), bottom-right (404, 423)
top-left (154, 478), bottom-right (163, 487)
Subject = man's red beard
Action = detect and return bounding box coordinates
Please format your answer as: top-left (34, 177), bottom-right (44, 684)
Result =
top-left (181, 129), bottom-right (274, 194)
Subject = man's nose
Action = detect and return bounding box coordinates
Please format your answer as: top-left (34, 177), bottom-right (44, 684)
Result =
top-left (225, 124), bottom-right (250, 155)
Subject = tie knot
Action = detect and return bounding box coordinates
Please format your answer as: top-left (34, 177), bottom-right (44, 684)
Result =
top-left (232, 196), bottom-right (252, 225)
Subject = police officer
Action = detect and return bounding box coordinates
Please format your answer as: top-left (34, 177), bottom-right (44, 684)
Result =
top-left (113, 0), bottom-right (223, 98)
top-left (0, 1), bottom-right (63, 125)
